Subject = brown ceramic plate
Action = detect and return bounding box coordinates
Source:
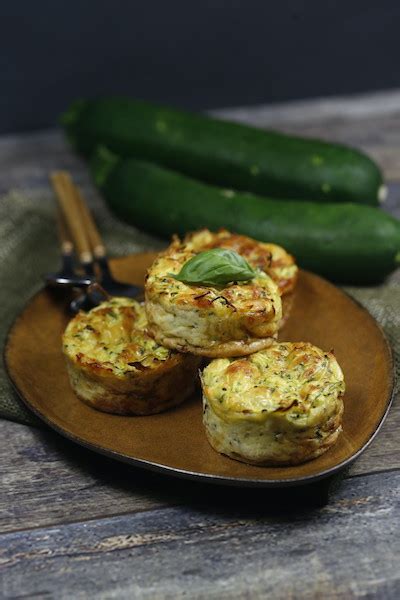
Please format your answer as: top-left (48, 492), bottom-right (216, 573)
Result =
top-left (5, 253), bottom-right (394, 487)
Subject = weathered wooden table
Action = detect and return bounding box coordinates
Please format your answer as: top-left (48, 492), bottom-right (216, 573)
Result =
top-left (1, 91), bottom-right (400, 599)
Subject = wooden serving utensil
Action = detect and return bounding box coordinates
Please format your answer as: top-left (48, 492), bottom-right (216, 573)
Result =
top-left (50, 170), bottom-right (142, 299)
top-left (44, 204), bottom-right (92, 289)
top-left (50, 171), bottom-right (95, 278)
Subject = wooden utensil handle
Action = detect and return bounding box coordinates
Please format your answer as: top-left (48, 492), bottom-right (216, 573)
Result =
top-left (56, 209), bottom-right (73, 255)
top-left (73, 187), bottom-right (107, 259)
top-left (50, 171), bottom-right (92, 264)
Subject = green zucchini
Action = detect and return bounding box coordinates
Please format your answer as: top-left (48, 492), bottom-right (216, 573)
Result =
top-left (91, 148), bottom-right (400, 284)
top-left (63, 97), bottom-right (384, 206)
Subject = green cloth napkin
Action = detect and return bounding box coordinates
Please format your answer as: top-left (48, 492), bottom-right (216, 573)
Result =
top-left (1, 187), bottom-right (398, 426)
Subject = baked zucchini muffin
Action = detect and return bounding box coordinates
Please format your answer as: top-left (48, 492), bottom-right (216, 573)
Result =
top-left (183, 228), bottom-right (298, 297)
top-left (201, 342), bottom-right (345, 465)
top-left (63, 297), bottom-right (201, 415)
top-left (145, 241), bottom-right (282, 357)
top-left (182, 229), bottom-right (298, 325)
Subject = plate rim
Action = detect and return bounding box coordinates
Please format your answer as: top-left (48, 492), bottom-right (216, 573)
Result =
top-left (4, 269), bottom-right (396, 488)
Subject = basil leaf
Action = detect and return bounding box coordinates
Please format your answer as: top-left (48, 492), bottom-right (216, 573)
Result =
top-left (170, 248), bottom-right (256, 286)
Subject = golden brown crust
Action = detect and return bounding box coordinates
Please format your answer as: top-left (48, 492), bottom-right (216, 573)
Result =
top-left (182, 229), bottom-right (298, 297)
top-left (63, 298), bottom-right (201, 415)
top-left (65, 354), bottom-right (199, 415)
top-left (145, 237), bottom-right (282, 357)
top-left (204, 404), bottom-right (344, 466)
top-left (201, 342), bottom-right (345, 465)
top-left (148, 325), bottom-right (277, 358)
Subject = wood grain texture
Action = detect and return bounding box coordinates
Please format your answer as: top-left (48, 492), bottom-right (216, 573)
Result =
top-left (213, 89), bottom-right (400, 125)
top-left (1, 92), bottom-right (400, 598)
top-left (1, 469), bottom-right (400, 599)
top-left (0, 420), bottom-right (341, 534)
top-left (1, 416), bottom-right (394, 535)
top-left (0, 420), bottom-right (176, 535)
top-left (350, 412), bottom-right (400, 476)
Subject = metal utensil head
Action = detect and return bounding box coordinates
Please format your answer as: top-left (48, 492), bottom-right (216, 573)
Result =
top-left (44, 272), bottom-right (92, 288)
top-left (69, 283), bottom-right (110, 313)
top-left (69, 292), bottom-right (96, 313)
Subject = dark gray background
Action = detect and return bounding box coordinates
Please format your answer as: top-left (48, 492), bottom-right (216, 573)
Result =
top-left (2, 0), bottom-right (399, 134)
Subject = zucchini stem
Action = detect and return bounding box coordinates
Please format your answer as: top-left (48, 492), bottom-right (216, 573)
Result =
top-left (378, 184), bottom-right (388, 203)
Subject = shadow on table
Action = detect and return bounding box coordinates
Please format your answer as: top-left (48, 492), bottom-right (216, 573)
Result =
top-left (30, 424), bottom-right (349, 517)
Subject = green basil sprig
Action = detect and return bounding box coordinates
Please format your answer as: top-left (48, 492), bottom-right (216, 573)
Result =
top-left (170, 248), bottom-right (256, 286)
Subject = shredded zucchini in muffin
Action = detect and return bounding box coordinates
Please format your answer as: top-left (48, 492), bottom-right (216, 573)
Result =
top-left (201, 342), bottom-right (345, 465)
top-left (63, 297), bottom-right (171, 377)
